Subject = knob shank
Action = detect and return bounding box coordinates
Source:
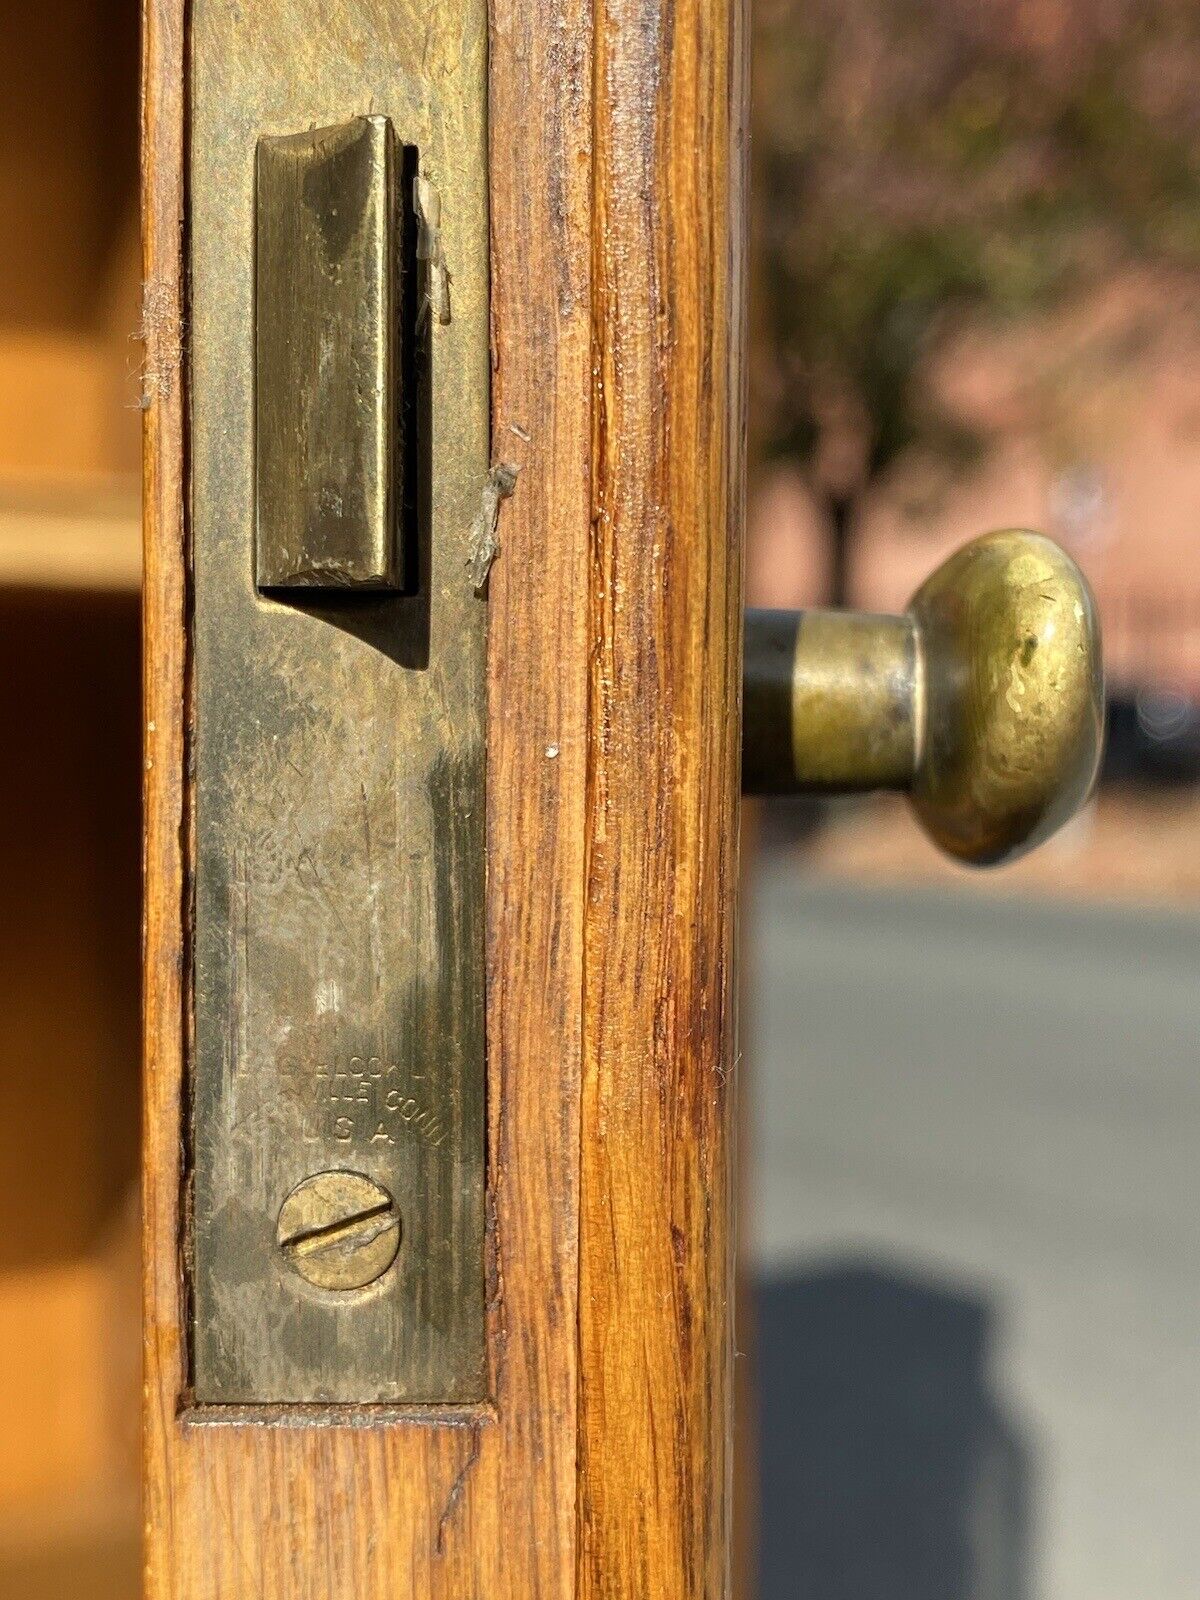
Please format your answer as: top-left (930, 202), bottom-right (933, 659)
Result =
top-left (743, 610), bottom-right (916, 793)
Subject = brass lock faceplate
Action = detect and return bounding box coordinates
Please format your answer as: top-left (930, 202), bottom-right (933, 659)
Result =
top-left (190, 0), bottom-right (488, 1404)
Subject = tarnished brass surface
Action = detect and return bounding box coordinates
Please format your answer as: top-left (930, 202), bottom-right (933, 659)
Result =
top-left (742, 530), bottom-right (1104, 865)
top-left (276, 1171), bottom-right (402, 1292)
top-left (191, 0), bottom-right (488, 1403)
top-left (255, 116), bottom-right (403, 591)
top-left (909, 529), bottom-right (1103, 864)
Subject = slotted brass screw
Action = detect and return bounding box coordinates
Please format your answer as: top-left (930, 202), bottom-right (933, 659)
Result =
top-left (276, 1171), bottom-right (401, 1291)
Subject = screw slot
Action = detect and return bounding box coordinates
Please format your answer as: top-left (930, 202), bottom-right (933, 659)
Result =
top-left (277, 1171), bottom-right (401, 1291)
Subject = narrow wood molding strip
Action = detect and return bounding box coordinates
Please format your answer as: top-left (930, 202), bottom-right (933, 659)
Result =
top-left (578, 0), bottom-right (748, 1590)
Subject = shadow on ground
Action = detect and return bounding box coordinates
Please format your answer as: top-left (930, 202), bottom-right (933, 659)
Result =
top-left (754, 1260), bottom-right (1032, 1600)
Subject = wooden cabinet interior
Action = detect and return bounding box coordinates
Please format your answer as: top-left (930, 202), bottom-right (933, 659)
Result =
top-left (0, 1), bottom-right (142, 1593)
top-left (0, 0), bottom-right (141, 585)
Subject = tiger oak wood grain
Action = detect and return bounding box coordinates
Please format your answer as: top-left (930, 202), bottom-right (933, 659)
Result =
top-left (143, 0), bottom-right (745, 1588)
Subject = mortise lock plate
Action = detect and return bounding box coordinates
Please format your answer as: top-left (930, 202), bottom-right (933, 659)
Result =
top-left (189, 0), bottom-right (489, 1405)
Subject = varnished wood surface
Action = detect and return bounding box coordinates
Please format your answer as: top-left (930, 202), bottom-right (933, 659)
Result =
top-left (579, 0), bottom-right (747, 1590)
top-left (142, 0), bottom-right (744, 1588)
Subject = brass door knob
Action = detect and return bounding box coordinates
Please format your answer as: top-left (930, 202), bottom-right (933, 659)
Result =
top-left (743, 530), bottom-right (1104, 865)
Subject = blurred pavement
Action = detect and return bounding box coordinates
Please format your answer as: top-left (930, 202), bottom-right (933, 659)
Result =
top-left (746, 870), bottom-right (1200, 1600)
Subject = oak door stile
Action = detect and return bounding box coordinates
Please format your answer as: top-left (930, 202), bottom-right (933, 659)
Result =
top-left (142, 0), bottom-right (591, 1588)
top-left (142, 0), bottom-right (744, 1587)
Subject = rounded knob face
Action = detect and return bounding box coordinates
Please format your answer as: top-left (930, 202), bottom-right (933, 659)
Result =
top-left (908, 530), bottom-right (1104, 865)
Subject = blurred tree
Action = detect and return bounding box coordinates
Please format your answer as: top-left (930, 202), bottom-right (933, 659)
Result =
top-left (754, 0), bottom-right (1200, 600)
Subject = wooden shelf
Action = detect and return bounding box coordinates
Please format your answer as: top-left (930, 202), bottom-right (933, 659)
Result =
top-left (0, 478), bottom-right (139, 592)
top-left (0, 1486), bottom-right (139, 1600)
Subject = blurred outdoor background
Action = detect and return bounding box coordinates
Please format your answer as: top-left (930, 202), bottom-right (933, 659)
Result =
top-left (743, 2), bottom-right (1200, 1598)
top-left (0, 0), bottom-right (1195, 1598)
